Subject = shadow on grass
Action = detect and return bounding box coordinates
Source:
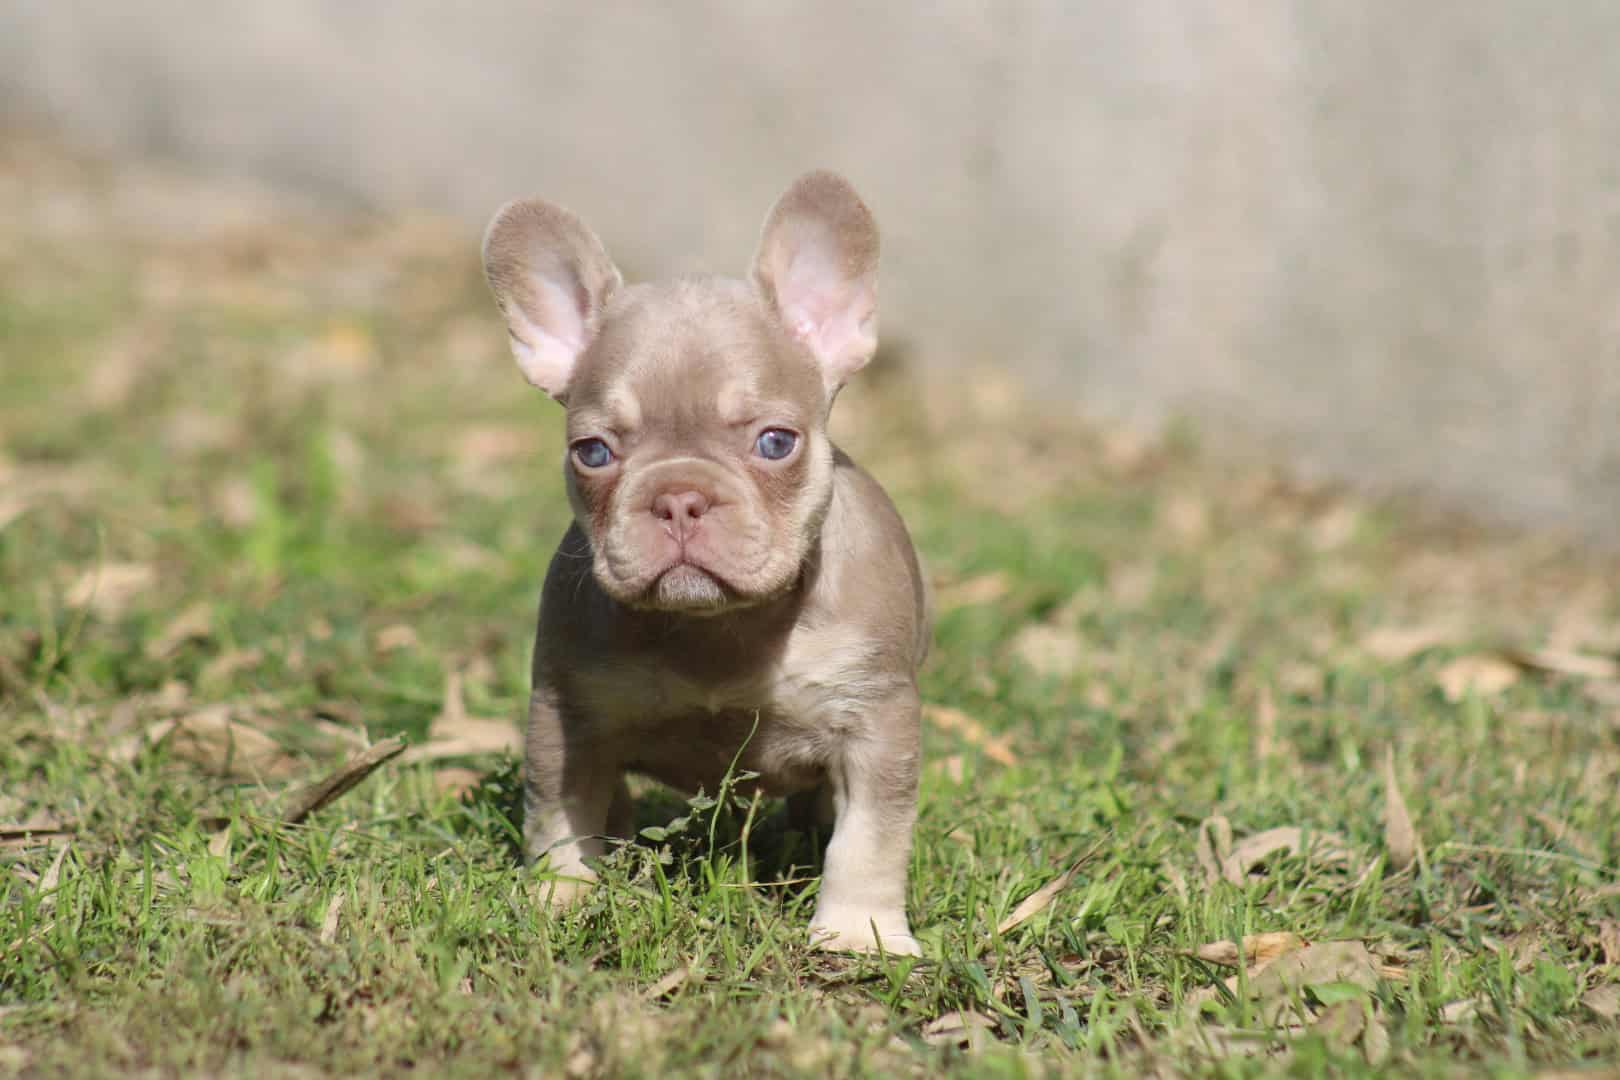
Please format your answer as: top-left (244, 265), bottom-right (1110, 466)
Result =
top-left (454, 759), bottom-right (830, 896)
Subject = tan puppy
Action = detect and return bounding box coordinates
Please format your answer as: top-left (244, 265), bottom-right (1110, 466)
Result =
top-left (482, 172), bottom-right (929, 955)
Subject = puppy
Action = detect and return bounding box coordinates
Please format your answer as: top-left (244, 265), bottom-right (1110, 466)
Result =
top-left (481, 172), bottom-right (929, 955)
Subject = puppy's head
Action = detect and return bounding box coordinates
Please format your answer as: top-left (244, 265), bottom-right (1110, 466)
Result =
top-left (483, 172), bottom-right (880, 614)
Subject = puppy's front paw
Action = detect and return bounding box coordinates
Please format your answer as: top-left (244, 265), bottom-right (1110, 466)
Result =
top-left (809, 908), bottom-right (921, 957)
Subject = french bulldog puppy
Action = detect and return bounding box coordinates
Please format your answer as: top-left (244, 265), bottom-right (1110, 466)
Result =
top-left (481, 172), bottom-right (929, 955)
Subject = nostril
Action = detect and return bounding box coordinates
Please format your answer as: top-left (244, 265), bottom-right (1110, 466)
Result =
top-left (653, 491), bottom-right (709, 524)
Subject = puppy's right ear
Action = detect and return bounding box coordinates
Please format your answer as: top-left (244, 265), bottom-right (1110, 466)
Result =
top-left (482, 199), bottom-right (622, 401)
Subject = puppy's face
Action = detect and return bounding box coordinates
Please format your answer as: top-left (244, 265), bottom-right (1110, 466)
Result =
top-left (483, 173), bottom-right (880, 615)
top-left (561, 282), bottom-right (834, 612)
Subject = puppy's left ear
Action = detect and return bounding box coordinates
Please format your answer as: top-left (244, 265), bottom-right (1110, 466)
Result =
top-left (752, 171), bottom-right (880, 389)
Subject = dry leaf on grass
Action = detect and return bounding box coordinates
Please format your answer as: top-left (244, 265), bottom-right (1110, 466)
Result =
top-left (1361, 624), bottom-right (1453, 663)
top-left (66, 562), bottom-right (155, 618)
top-left (1597, 919), bottom-right (1620, 967)
top-left (1184, 940), bottom-right (1395, 1036)
top-left (1383, 747), bottom-right (1419, 871)
top-left (433, 766), bottom-right (484, 797)
top-left (127, 706), bottom-right (300, 779)
top-left (933, 571), bottom-right (1012, 612)
top-left (1210, 825), bottom-right (1358, 885)
top-left (145, 602), bottom-right (213, 661)
top-left (1436, 654), bottom-right (1521, 702)
top-left (400, 672), bottom-right (521, 763)
top-left (641, 966), bottom-right (691, 1002)
top-left (1190, 932), bottom-right (1307, 969)
top-left (1237, 941), bottom-right (1382, 1024)
top-left (280, 735), bottom-right (407, 824)
top-left (1008, 624), bottom-right (1082, 679)
top-left (1439, 999), bottom-right (1480, 1024)
top-left (996, 856), bottom-right (1090, 936)
top-left (922, 704), bottom-right (1018, 767)
top-left (1583, 984), bottom-right (1620, 1020)
top-left (921, 1010), bottom-right (997, 1050)
top-left (319, 891), bottom-right (345, 945)
top-left (1503, 647), bottom-right (1620, 681)
top-left (0, 813), bottom-right (77, 850)
top-left (372, 624), bottom-right (420, 653)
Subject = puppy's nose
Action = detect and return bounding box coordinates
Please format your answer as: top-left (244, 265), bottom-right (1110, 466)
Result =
top-left (651, 490), bottom-right (710, 538)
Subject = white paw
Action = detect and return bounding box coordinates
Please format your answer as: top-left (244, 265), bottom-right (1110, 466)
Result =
top-left (809, 908), bottom-right (920, 956)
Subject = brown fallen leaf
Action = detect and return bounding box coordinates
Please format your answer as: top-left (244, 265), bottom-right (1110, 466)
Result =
top-left (319, 890), bottom-right (345, 945)
top-left (921, 1010), bottom-right (997, 1050)
top-left (1312, 997), bottom-right (1365, 1049)
top-left (400, 672), bottom-right (521, 763)
top-left (1008, 624), bottom-right (1082, 680)
top-left (1362, 624), bottom-right (1453, 663)
top-left (66, 562), bottom-right (156, 618)
top-left (1439, 998), bottom-right (1480, 1024)
top-left (0, 811), bottom-right (78, 850)
top-left (641, 966), bottom-right (691, 1001)
top-left (1583, 984), bottom-right (1620, 1020)
top-left (1190, 932), bottom-right (1307, 970)
top-left (1383, 747), bottom-right (1419, 871)
top-left (372, 624), bottom-right (420, 653)
top-left (1221, 826), bottom-right (1356, 885)
top-left (1503, 647), bottom-right (1620, 681)
top-left (1485, 932), bottom-right (1543, 972)
top-left (1598, 919), bottom-right (1620, 967)
top-left (280, 735), bottom-right (407, 824)
top-left (145, 601), bottom-right (214, 661)
top-left (134, 706), bottom-right (299, 779)
top-left (1436, 654), bottom-right (1520, 702)
top-left (37, 843), bottom-right (69, 896)
top-left (933, 571), bottom-right (1012, 613)
top-left (995, 845), bottom-right (1101, 936)
top-left (1242, 941), bottom-right (1382, 1025)
top-left (922, 704), bottom-right (1018, 767)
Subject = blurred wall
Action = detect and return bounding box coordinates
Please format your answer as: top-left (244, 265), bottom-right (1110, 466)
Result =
top-left (4, 2), bottom-right (1618, 540)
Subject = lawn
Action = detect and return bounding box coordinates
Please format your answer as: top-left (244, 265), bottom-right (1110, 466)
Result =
top-left (2, 132), bottom-right (1618, 1077)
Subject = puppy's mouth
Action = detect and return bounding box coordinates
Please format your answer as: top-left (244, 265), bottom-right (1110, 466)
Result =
top-left (646, 562), bottom-right (731, 614)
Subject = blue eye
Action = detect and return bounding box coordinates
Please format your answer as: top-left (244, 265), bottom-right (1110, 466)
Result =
top-left (755, 428), bottom-right (799, 461)
top-left (572, 438), bottom-right (614, 469)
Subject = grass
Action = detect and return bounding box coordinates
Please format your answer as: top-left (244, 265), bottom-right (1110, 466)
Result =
top-left (3, 133), bottom-right (1619, 1077)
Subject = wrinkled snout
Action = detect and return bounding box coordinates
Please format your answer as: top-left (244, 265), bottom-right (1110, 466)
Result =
top-left (651, 488), bottom-right (711, 545)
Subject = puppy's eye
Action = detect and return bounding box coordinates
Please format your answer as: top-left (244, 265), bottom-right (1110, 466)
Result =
top-left (754, 428), bottom-right (799, 461)
top-left (572, 438), bottom-right (615, 469)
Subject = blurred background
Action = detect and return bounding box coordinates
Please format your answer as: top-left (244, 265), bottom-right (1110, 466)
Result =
top-left (4, 1), bottom-right (1618, 542)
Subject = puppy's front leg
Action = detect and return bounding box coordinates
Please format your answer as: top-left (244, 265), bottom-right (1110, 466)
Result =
top-left (809, 686), bottom-right (922, 956)
top-left (523, 690), bottom-right (616, 905)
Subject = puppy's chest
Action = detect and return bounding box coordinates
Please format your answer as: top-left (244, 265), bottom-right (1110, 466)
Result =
top-left (565, 636), bottom-right (879, 792)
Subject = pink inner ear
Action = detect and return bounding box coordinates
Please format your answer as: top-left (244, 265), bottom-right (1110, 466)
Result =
top-left (507, 274), bottom-right (589, 397)
top-left (778, 246), bottom-right (875, 378)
